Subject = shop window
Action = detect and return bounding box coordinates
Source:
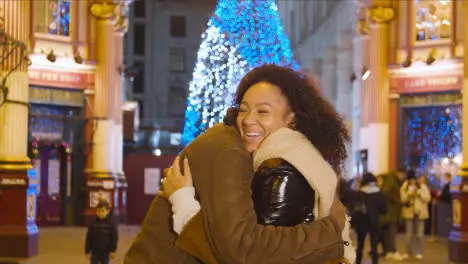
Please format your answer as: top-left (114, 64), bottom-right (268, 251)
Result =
top-left (134, 24), bottom-right (145, 55)
top-left (402, 105), bottom-right (462, 177)
top-left (170, 16), bottom-right (186, 38)
top-left (34, 0), bottom-right (71, 37)
top-left (415, 0), bottom-right (452, 42)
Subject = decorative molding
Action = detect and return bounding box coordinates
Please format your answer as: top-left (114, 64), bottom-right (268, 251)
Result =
top-left (113, 0), bottom-right (133, 33)
top-left (89, 0), bottom-right (133, 33)
top-left (355, 6), bottom-right (370, 35)
top-left (369, 6), bottom-right (394, 24)
top-left (89, 0), bottom-right (117, 20)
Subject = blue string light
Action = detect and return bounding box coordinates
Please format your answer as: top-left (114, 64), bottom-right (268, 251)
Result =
top-left (182, 0), bottom-right (298, 145)
top-left (403, 105), bottom-right (462, 176)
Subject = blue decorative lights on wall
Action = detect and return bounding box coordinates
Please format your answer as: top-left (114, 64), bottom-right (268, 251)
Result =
top-left (403, 105), bottom-right (462, 177)
top-left (181, 0), bottom-right (298, 145)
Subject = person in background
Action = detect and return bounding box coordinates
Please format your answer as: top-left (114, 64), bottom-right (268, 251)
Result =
top-left (439, 172), bottom-right (452, 204)
top-left (380, 169), bottom-right (405, 261)
top-left (373, 175), bottom-right (386, 257)
top-left (400, 170), bottom-right (431, 260)
top-left (339, 177), bottom-right (357, 212)
top-left (85, 201), bottom-right (118, 264)
top-left (353, 172), bottom-right (387, 264)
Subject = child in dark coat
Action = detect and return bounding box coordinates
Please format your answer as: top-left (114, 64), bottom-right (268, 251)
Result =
top-left (85, 201), bottom-right (118, 264)
top-left (353, 172), bottom-right (387, 264)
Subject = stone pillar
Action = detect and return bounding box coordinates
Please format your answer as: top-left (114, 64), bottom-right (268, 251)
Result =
top-left (353, 31), bottom-right (370, 178)
top-left (0, 0), bottom-right (39, 258)
top-left (321, 47), bottom-right (337, 105)
top-left (113, 2), bottom-right (130, 223)
top-left (449, 1), bottom-right (468, 261)
top-left (336, 48), bottom-right (352, 116)
top-left (84, 0), bottom-right (127, 224)
top-left (336, 35), bottom-right (353, 178)
top-left (360, 6), bottom-right (394, 175)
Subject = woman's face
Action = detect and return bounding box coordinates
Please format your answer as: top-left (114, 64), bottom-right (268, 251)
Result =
top-left (236, 82), bottom-right (294, 153)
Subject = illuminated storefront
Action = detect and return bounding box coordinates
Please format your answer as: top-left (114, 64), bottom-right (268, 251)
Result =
top-left (390, 63), bottom-right (463, 179)
top-left (28, 68), bottom-right (92, 226)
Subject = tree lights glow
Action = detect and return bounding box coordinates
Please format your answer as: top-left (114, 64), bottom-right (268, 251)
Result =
top-left (182, 0), bottom-right (298, 145)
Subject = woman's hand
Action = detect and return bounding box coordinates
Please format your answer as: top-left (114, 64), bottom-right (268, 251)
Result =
top-left (162, 156), bottom-right (193, 199)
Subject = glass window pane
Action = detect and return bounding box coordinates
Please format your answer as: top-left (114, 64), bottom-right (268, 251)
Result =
top-left (138, 100), bottom-right (144, 120)
top-left (169, 48), bottom-right (185, 72)
top-left (134, 0), bottom-right (145, 18)
top-left (134, 24), bottom-right (145, 55)
top-left (170, 16), bottom-right (186, 38)
top-left (133, 62), bottom-right (145, 94)
top-left (415, 0), bottom-right (452, 42)
top-left (168, 87), bottom-right (187, 117)
top-left (34, 0), bottom-right (71, 37)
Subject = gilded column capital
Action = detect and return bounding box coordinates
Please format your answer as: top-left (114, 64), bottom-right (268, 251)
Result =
top-left (90, 0), bottom-right (118, 20)
top-left (355, 6), bottom-right (370, 36)
top-left (113, 0), bottom-right (133, 33)
top-left (369, 6), bottom-right (394, 24)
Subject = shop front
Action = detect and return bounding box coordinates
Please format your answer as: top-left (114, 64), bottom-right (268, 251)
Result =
top-left (28, 68), bottom-right (92, 226)
top-left (390, 66), bottom-right (463, 181)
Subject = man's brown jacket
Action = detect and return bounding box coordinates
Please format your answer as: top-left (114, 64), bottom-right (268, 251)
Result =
top-left (124, 124), bottom-right (345, 264)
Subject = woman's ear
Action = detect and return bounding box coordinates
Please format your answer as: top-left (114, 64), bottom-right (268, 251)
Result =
top-left (286, 112), bottom-right (295, 125)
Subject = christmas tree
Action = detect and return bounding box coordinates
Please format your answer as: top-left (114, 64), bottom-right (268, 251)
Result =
top-left (182, 0), bottom-right (298, 145)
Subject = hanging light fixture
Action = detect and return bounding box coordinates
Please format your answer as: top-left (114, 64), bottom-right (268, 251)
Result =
top-left (402, 55), bottom-right (412, 68)
top-left (426, 50), bottom-right (436, 65)
top-left (361, 66), bottom-right (371, 81)
top-left (74, 52), bottom-right (83, 64)
top-left (46, 50), bottom-right (56, 62)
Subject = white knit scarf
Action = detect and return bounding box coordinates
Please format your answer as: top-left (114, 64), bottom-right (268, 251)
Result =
top-left (253, 127), bottom-right (356, 264)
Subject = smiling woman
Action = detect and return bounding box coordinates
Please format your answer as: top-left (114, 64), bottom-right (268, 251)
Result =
top-left (237, 81), bottom-right (295, 153)
top-left (231, 64), bottom-right (350, 173)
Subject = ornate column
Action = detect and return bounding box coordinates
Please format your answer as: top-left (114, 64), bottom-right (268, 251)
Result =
top-left (361, 5), bottom-right (394, 175)
top-left (113, 1), bottom-right (130, 224)
top-left (0, 1), bottom-right (39, 258)
top-left (336, 42), bottom-right (353, 116)
top-left (353, 4), bottom-right (371, 178)
top-left (449, 1), bottom-right (468, 261)
top-left (321, 47), bottom-right (337, 105)
top-left (336, 33), bottom-right (353, 178)
top-left (84, 0), bottom-right (123, 224)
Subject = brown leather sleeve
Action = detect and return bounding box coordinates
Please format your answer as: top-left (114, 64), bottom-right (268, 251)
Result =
top-left (202, 148), bottom-right (344, 264)
top-left (175, 212), bottom-right (219, 264)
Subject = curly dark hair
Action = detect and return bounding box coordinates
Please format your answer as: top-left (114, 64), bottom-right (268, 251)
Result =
top-left (224, 64), bottom-right (350, 173)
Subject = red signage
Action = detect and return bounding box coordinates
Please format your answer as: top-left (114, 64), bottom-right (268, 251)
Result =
top-left (28, 69), bottom-right (94, 89)
top-left (391, 73), bottom-right (463, 94)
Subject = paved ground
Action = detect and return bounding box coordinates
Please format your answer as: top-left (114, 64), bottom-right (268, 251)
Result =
top-left (0, 227), bottom-right (450, 264)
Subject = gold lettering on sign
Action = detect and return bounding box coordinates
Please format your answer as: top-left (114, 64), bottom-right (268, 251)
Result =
top-left (403, 77), bottom-right (460, 89)
top-left (0, 178), bottom-right (27, 185)
top-left (41, 72), bottom-right (59, 81)
top-left (28, 71), bottom-right (41, 80)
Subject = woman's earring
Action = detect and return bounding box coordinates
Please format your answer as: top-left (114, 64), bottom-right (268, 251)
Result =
top-left (288, 122), bottom-right (297, 130)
